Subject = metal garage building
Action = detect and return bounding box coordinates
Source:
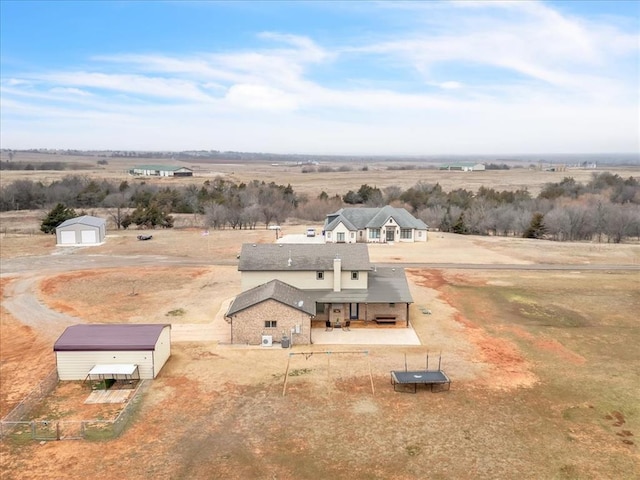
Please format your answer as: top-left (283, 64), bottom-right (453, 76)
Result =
top-left (56, 215), bottom-right (106, 246)
top-left (53, 324), bottom-right (171, 380)
top-left (129, 165), bottom-right (193, 177)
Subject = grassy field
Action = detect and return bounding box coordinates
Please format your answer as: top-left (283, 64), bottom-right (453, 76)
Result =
top-left (2, 151), bottom-right (639, 198)
top-left (1, 160), bottom-right (639, 479)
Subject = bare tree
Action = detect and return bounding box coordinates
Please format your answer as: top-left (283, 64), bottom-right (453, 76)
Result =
top-left (204, 203), bottom-right (229, 230)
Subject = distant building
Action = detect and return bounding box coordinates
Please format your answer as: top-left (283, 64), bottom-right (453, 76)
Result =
top-left (130, 165), bottom-right (193, 177)
top-left (323, 206), bottom-right (428, 244)
top-left (439, 163), bottom-right (486, 172)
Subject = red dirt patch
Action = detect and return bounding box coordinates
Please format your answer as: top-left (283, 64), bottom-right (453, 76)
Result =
top-left (410, 269), bottom-right (537, 390)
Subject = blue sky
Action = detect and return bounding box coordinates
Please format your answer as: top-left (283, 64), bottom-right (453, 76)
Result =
top-left (1, 1), bottom-right (638, 155)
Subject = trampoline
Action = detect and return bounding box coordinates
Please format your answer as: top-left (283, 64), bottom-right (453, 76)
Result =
top-left (390, 370), bottom-right (451, 393)
top-left (390, 353), bottom-right (451, 393)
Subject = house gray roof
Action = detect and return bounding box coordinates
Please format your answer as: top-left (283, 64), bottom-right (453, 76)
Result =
top-left (238, 243), bottom-right (371, 272)
top-left (57, 215), bottom-right (105, 229)
top-left (303, 267), bottom-right (413, 304)
top-left (54, 324), bottom-right (170, 351)
top-left (324, 206), bottom-right (427, 232)
top-left (226, 279), bottom-right (316, 317)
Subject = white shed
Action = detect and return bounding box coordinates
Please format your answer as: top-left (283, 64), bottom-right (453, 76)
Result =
top-left (56, 215), bottom-right (106, 246)
top-left (53, 324), bottom-right (171, 380)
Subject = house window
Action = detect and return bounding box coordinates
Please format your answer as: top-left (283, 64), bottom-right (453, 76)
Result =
top-left (265, 320), bottom-right (277, 328)
top-left (359, 231), bottom-right (363, 238)
top-left (317, 271), bottom-right (324, 280)
top-left (400, 229), bottom-right (412, 239)
top-left (337, 232), bottom-right (345, 243)
top-left (327, 232), bottom-right (332, 239)
top-left (317, 303), bottom-right (326, 314)
top-left (351, 271), bottom-right (359, 280)
top-left (369, 228), bottom-right (380, 239)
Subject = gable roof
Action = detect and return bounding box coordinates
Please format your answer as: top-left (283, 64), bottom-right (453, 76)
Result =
top-left (226, 279), bottom-right (316, 317)
top-left (238, 243), bottom-right (371, 272)
top-left (324, 206), bottom-right (427, 232)
top-left (54, 324), bottom-right (170, 351)
top-left (57, 215), bottom-right (105, 229)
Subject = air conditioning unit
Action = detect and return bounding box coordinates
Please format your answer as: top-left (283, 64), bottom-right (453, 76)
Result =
top-left (261, 335), bottom-right (273, 347)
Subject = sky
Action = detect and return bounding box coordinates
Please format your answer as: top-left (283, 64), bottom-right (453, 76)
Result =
top-left (1, 0), bottom-right (638, 156)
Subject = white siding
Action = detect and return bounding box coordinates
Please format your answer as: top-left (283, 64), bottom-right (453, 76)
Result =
top-left (56, 351), bottom-right (155, 380)
top-left (326, 222), bottom-right (355, 243)
top-left (152, 326), bottom-right (171, 378)
top-left (241, 270), bottom-right (368, 292)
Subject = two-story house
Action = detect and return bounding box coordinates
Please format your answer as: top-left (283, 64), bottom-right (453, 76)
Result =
top-left (225, 243), bottom-right (413, 345)
top-left (323, 206), bottom-right (428, 244)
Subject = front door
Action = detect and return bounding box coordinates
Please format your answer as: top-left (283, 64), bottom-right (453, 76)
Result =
top-left (349, 303), bottom-right (359, 320)
top-left (386, 228), bottom-right (395, 242)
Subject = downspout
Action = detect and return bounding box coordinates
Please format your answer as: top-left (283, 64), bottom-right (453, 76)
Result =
top-left (406, 304), bottom-right (410, 327)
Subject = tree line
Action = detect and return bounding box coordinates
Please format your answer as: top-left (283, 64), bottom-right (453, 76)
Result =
top-left (1, 172), bottom-right (638, 243)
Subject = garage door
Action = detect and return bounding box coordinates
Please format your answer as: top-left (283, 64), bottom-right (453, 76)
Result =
top-left (60, 231), bottom-right (76, 244)
top-left (81, 230), bottom-right (97, 244)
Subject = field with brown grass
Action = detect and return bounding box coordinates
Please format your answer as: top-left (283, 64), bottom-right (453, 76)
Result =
top-left (1, 161), bottom-right (639, 479)
top-left (2, 151), bottom-right (639, 198)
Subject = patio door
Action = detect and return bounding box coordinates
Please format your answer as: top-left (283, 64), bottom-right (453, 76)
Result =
top-left (349, 303), bottom-right (359, 320)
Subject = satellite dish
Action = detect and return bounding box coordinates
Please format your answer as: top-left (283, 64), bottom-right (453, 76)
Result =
top-left (298, 300), bottom-right (304, 307)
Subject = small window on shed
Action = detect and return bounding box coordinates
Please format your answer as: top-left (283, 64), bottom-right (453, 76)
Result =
top-left (317, 271), bottom-right (324, 280)
top-left (265, 320), bottom-right (277, 328)
top-left (351, 271), bottom-right (359, 280)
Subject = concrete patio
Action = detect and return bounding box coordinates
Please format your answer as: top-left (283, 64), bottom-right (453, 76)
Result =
top-left (310, 326), bottom-right (421, 346)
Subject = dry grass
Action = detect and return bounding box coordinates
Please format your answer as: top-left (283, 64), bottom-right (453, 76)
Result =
top-left (1, 160), bottom-right (639, 479)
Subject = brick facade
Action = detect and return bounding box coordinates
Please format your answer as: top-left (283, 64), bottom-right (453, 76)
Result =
top-left (227, 299), bottom-right (312, 346)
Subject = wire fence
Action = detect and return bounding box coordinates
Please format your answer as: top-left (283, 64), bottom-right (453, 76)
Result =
top-left (0, 376), bottom-right (149, 443)
top-left (1, 369), bottom-right (59, 423)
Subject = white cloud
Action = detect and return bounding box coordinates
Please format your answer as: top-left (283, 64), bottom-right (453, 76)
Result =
top-left (1, 1), bottom-right (637, 154)
top-left (225, 84), bottom-right (299, 111)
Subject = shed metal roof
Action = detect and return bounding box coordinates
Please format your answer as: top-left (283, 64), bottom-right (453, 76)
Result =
top-left (226, 279), bottom-right (316, 317)
top-left (238, 243), bottom-right (371, 272)
top-left (133, 165), bottom-right (192, 172)
top-left (57, 215), bottom-right (105, 229)
top-left (54, 324), bottom-right (170, 351)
